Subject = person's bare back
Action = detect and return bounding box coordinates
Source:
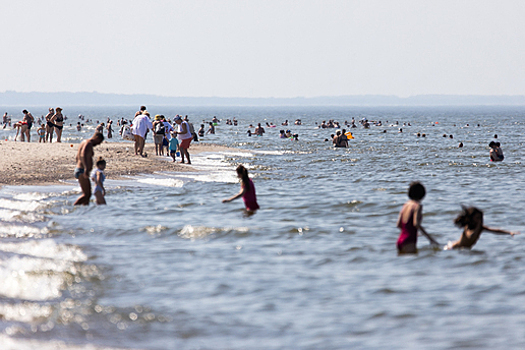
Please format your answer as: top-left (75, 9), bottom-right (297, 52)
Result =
top-left (74, 133), bottom-right (104, 205)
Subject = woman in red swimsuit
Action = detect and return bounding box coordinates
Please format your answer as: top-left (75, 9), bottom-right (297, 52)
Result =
top-left (396, 182), bottom-right (438, 254)
top-left (222, 165), bottom-right (260, 213)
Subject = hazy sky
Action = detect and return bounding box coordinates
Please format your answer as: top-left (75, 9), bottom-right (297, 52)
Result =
top-left (2, 0), bottom-right (524, 98)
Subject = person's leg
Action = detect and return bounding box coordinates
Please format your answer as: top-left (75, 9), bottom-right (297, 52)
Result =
top-left (74, 176), bottom-right (92, 205)
top-left (94, 191), bottom-right (106, 205)
top-left (184, 148), bottom-right (191, 164)
top-left (139, 136), bottom-right (145, 156)
top-left (134, 135), bottom-right (140, 155)
top-left (55, 127), bottom-right (62, 142)
top-left (179, 147), bottom-right (186, 163)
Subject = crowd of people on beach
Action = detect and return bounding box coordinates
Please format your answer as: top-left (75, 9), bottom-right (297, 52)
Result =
top-left (4, 107), bottom-right (516, 249)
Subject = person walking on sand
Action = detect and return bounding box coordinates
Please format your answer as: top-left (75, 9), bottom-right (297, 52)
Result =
top-left (444, 206), bottom-right (519, 250)
top-left (74, 132), bottom-right (104, 206)
top-left (172, 115), bottom-right (193, 164)
top-left (131, 111), bottom-right (153, 157)
top-left (91, 157), bottom-right (107, 205)
top-left (45, 108), bottom-right (55, 142)
top-left (222, 165), bottom-right (260, 213)
top-left (396, 182), bottom-right (439, 254)
top-left (22, 110), bottom-right (34, 142)
top-left (51, 107), bottom-right (64, 142)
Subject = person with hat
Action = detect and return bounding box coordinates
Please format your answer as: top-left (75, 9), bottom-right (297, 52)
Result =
top-left (152, 114), bottom-right (166, 156)
top-left (172, 115), bottom-right (193, 164)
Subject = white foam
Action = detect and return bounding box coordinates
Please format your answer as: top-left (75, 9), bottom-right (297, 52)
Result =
top-left (0, 335), bottom-right (135, 350)
top-left (0, 240), bottom-right (87, 261)
top-left (0, 225), bottom-right (43, 239)
top-left (0, 302), bottom-right (53, 322)
top-left (0, 209), bottom-right (20, 221)
top-left (178, 225), bottom-right (250, 239)
top-left (136, 178), bottom-right (184, 187)
top-left (252, 150), bottom-right (286, 155)
top-left (0, 198), bottom-right (41, 211)
top-left (0, 256), bottom-right (68, 300)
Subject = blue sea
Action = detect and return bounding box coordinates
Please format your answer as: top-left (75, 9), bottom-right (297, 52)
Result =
top-left (0, 106), bottom-right (524, 349)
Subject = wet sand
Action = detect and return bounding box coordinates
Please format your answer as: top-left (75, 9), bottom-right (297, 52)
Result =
top-left (0, 140), bottom-right (232, 186)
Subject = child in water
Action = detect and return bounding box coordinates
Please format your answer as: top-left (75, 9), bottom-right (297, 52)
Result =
top-left (396, 182), bottom-right (439, 253)
top-left (222, 165), bottom-right (260, 212)
top-left (444, 206), bottom-right (519, 250)
top-left (91, 157), bottom-right (106, 205)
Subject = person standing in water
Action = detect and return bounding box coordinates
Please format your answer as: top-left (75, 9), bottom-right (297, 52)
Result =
top-left (444, 206), bottom-right (518, 250)
top-left (172, 115), bottom-right (193, 164)
top-left (396, 182), bottom-right (439, 253)
top-left (91, 157), bottom-right (107, 205)
top-left (222, 165), bottom-right (260, 212)
top-left (74, 132), bottom-right (104, 205)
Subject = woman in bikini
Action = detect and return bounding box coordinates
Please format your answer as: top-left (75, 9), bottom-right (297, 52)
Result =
top-left (52, 107), bottom-right (64, 142)
top-left (45, 108), bottom-right (55, 142)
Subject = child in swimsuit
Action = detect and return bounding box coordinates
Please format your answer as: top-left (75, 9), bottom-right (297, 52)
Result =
top-left (91, 157), bottom-right (106, 205)
top-left (396, 182), bottom-right (439, 253)
top-left (222, 165), bottom-right (260, 212)
top-left (37, 124), bottom-right (46, 143)
top-left (444, 206), bottom-right (519, 250)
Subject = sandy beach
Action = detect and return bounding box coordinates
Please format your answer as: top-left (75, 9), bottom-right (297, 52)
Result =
top-left (0, 140), bottom-right (232, 186)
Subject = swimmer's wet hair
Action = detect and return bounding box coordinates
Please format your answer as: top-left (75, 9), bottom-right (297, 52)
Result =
top-left (454, 206), bottom-right (483, 229)
top-left (408, 181), bottom-right (425, 200)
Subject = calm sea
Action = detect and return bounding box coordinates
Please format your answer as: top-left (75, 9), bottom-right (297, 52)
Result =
top-left (1, 106), bottom-right (524, 350)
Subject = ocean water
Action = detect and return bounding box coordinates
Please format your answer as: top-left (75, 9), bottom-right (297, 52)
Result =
top-left (1, 106), bottom-right (525, 350)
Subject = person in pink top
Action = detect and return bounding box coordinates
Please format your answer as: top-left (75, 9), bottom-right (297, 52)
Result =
top-left (222, 165), bottom-right (260, 212)
top-left (396, 182), bottom-right (438, 254)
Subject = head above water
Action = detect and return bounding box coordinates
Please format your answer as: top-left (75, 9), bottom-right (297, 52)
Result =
top-left (454, 206), bottom-right (483, 229)
top-left (408, 181), bottom-right (425, 201)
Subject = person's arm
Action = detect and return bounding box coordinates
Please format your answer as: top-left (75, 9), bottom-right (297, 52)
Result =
top-left (97, 172), bottom-right (106, 196)
top-left (222, 184), bottom-right (246, 203)
top-left (83, 145), bottom-right (94, 178)
top-left (482, 225), bottom-right (519, 236)
top-left (414, 205), bottom-right (440, 246)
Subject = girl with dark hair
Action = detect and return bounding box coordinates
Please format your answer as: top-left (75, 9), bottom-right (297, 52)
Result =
top-left (222, 165), bottom-right (260, 212)
top-left (444, 207), bottom-right (518, 249)
top-left (396, 182), bottom-right (439, 253)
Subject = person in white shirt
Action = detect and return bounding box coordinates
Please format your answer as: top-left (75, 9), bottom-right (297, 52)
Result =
top-left (131, 111), bottom-right (153, 157)
top-left (172, 115), bottom-right (193, 164)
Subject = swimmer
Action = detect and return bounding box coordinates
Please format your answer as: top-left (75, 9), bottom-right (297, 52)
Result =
top-left (489, 141), bottom-right (504, 161)
top-left (222, 165), bottom-right (260, 212)
top-left (444, 206), bottom-right (519, 250)
top-left (396, 182), bottom-right (439, 254)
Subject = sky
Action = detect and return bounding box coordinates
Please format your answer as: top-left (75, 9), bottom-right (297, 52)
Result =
top-left (2, 0), bottom-right (524, 98)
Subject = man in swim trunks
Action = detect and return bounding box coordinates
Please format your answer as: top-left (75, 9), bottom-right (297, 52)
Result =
top-left (74, 132), bottom-right (105, 205)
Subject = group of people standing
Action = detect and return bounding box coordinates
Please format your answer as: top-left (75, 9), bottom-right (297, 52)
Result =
top-left (130, 106), bottom-right (195, 164)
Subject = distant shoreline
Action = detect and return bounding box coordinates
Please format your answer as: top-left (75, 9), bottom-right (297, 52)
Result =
top-left (2, 91), bottom-right (525, 107)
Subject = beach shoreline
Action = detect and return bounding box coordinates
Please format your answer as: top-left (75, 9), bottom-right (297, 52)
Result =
top-left (0, 140), bottom-right (234, 186)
